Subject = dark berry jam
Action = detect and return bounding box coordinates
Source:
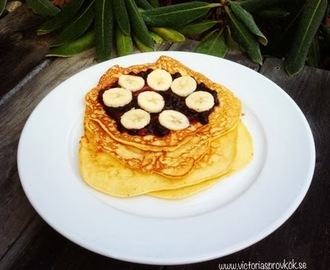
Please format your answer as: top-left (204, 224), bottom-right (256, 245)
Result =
top-left (98, 71), bottom-right (219, 137)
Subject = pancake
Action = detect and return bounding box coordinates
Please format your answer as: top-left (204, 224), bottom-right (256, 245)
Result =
top-left (148, 122), bottom-right (253, 199)
top-left (84, 56), bottom-right (241, 151)
top-left (79, 122), bottom-right (252, 198)
top-left (79, 56), bottom-right (253, 198)
top-left (84, 118), bottom-right (211, 177)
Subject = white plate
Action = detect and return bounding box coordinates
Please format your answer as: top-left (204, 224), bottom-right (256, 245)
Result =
top-left (18, 52), bottom-right (315, 265)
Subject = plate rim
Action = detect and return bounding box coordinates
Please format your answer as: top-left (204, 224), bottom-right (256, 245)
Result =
top-left (17, 51), bottom-right (315, 265)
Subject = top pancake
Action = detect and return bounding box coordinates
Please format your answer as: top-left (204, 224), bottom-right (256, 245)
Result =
top-left (84, 56), bottom-right (242, 151)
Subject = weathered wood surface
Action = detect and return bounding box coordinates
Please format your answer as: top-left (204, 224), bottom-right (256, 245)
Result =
top-left (1, 4), bottom-right (330, 270)
top-left (0, 4), bottom-right (53, 100)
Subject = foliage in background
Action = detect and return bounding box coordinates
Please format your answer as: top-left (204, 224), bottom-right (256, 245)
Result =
top-left (0, 0), bottom-right (329, 75)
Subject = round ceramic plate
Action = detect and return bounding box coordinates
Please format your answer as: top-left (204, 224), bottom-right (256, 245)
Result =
top-left (18, 51), bottom-right (315, 265)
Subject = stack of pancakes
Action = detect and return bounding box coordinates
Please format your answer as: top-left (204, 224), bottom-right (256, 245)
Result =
top-left (79, 56), bottom-right (253, 199)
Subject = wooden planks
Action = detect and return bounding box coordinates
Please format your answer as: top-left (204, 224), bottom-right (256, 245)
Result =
top-left (0, 4), bottom-right (52, 99)
top-left (0, 28), bottom-right (329, 269)
top-left (0, 49), bottom-right (97, 269)
top-left (259, 58), bottom-right (330, 270)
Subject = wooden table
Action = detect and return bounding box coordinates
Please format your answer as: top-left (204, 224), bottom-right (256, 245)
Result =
top-left (1, 5), bottom-right (330, 270)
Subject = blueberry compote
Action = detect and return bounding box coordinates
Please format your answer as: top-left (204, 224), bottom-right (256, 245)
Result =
top-left (98, 70), bottom-right (219, 137)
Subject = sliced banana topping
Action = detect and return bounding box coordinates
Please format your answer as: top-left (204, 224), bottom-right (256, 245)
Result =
top-left (159, 110), bottom-right (190, 131)
top-left (120, 108), bottom-right (151, 130)
top-left (185, 91), bottom-right (215, 112)
top-left (147, 69), bottom-right (173, 91)
top-left (103, 88), bottom-right (133, 108)
top-left (170, 75), bottom-right (197, 97)
top-left (102, 68), bottom-right (219, 135)
top-left (118, 74), bottom-right (145, 92)
top-left (137, 91), bottom-right (165, 113)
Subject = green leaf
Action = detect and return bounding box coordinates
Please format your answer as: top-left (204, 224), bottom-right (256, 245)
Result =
top-left (149, 31), bottom-right (163, 43)
top-left (135, 0), bottom-right (154, 10)
top-left (225, 6), bottom-right (262, 65)
top-left (285, 0), bottom-right (327, 75)
top-left (52, 0), bottom-right (95, 46)
top-left (226, 27), bottom-right (244, 51)
top-left (148, 0), bottom-right (159, 8)
top-left (133, 35), bottom-right (154, 52)
top-left (94, 0), bottom-right (114, 61)
top-left (264, 5), bottom-right (304, 57)
top-left (141, 2), bottom-right (220, 28)
top-left (195, 30), bottom-right (228, 58)
top-left (115, 26), bottom-right (134, 56)
top-left (0, 0), bottom-right (7, 16)
top-left (125, 0), bottom-right (154, 48)
top-left (47, 31), bottom-right (95, 57)
top-left (26, 0), bottom-right (60, 17)
top-left (38, 0), bottom-right (85, 35)
top-left (307, 35), bottom-right (320, 68)
top-left (178, 20), bottom-right (218, 36)
top-left (230, 2), bottom-right (268, 46)
top-left (150, 27), bottom-right (185, 42)
top-left (113, 0), bottom-right (131, 35)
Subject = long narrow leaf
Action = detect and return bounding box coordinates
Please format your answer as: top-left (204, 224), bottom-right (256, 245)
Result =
top-left (115, 26), bottom-right (134, 56)
top-left (0, 0), bottom-right (7, 16)
top-left (113, 0), bottom-right (131, 35)
top-left (148, 0), bottom-right (159, 8)
top-left (307, 35), bottom-right (320, 68)
top-left (151, 27), bottom-right (185, 42)
top-left (133, 35), bottom-right (154, 52)
top-left (178, 20), bottom-right (218, 36)
top-left (149, 31), bottom-right (163, 43)
top-left (135, 0), bottom-right (154, 10)
top-left (225, 6), bottom-right (262, 65)
top-left (226, 26), bottom-right (244, 50)
top-left (195, 30), bottom-right (228, 58)
top-left (285, 0), bottom-right (327, 75)
top-left (38, 0), bottom-right (85, 35)
top-left (94, 0), bottom-right (114, 61)
top-left (26, 0), bottom-right (60, 17)
top-left (125, 0), bottom-right (154, 48)
top-left (264, 5), bottom-right (305, 57)
top-left (52, 0), bottom-right (95, 46)
top-left (230, 2), bottom-right (268, 46)
top-left (141, 2), bottom-right (220, 28)
top-left (47, 31), bottom-right (95, 57)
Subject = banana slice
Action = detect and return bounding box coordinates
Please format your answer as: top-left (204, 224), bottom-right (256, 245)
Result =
top-left (103, 87), bottom-right (133, 108)
top-left (118, 74), bottom-right (145, 92)
top-left (159, 110), bottom-right (190, 131)
top-left (147, 69), bottom-right (173, 91)
top-left (185, 91), bottom-right (215, 112)
top-left (137, 91), bottom-right (165, 113)
top-left (170, 75), bottom-right (197, 97)
top-left (120, 108), bottom-right (151, 130)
